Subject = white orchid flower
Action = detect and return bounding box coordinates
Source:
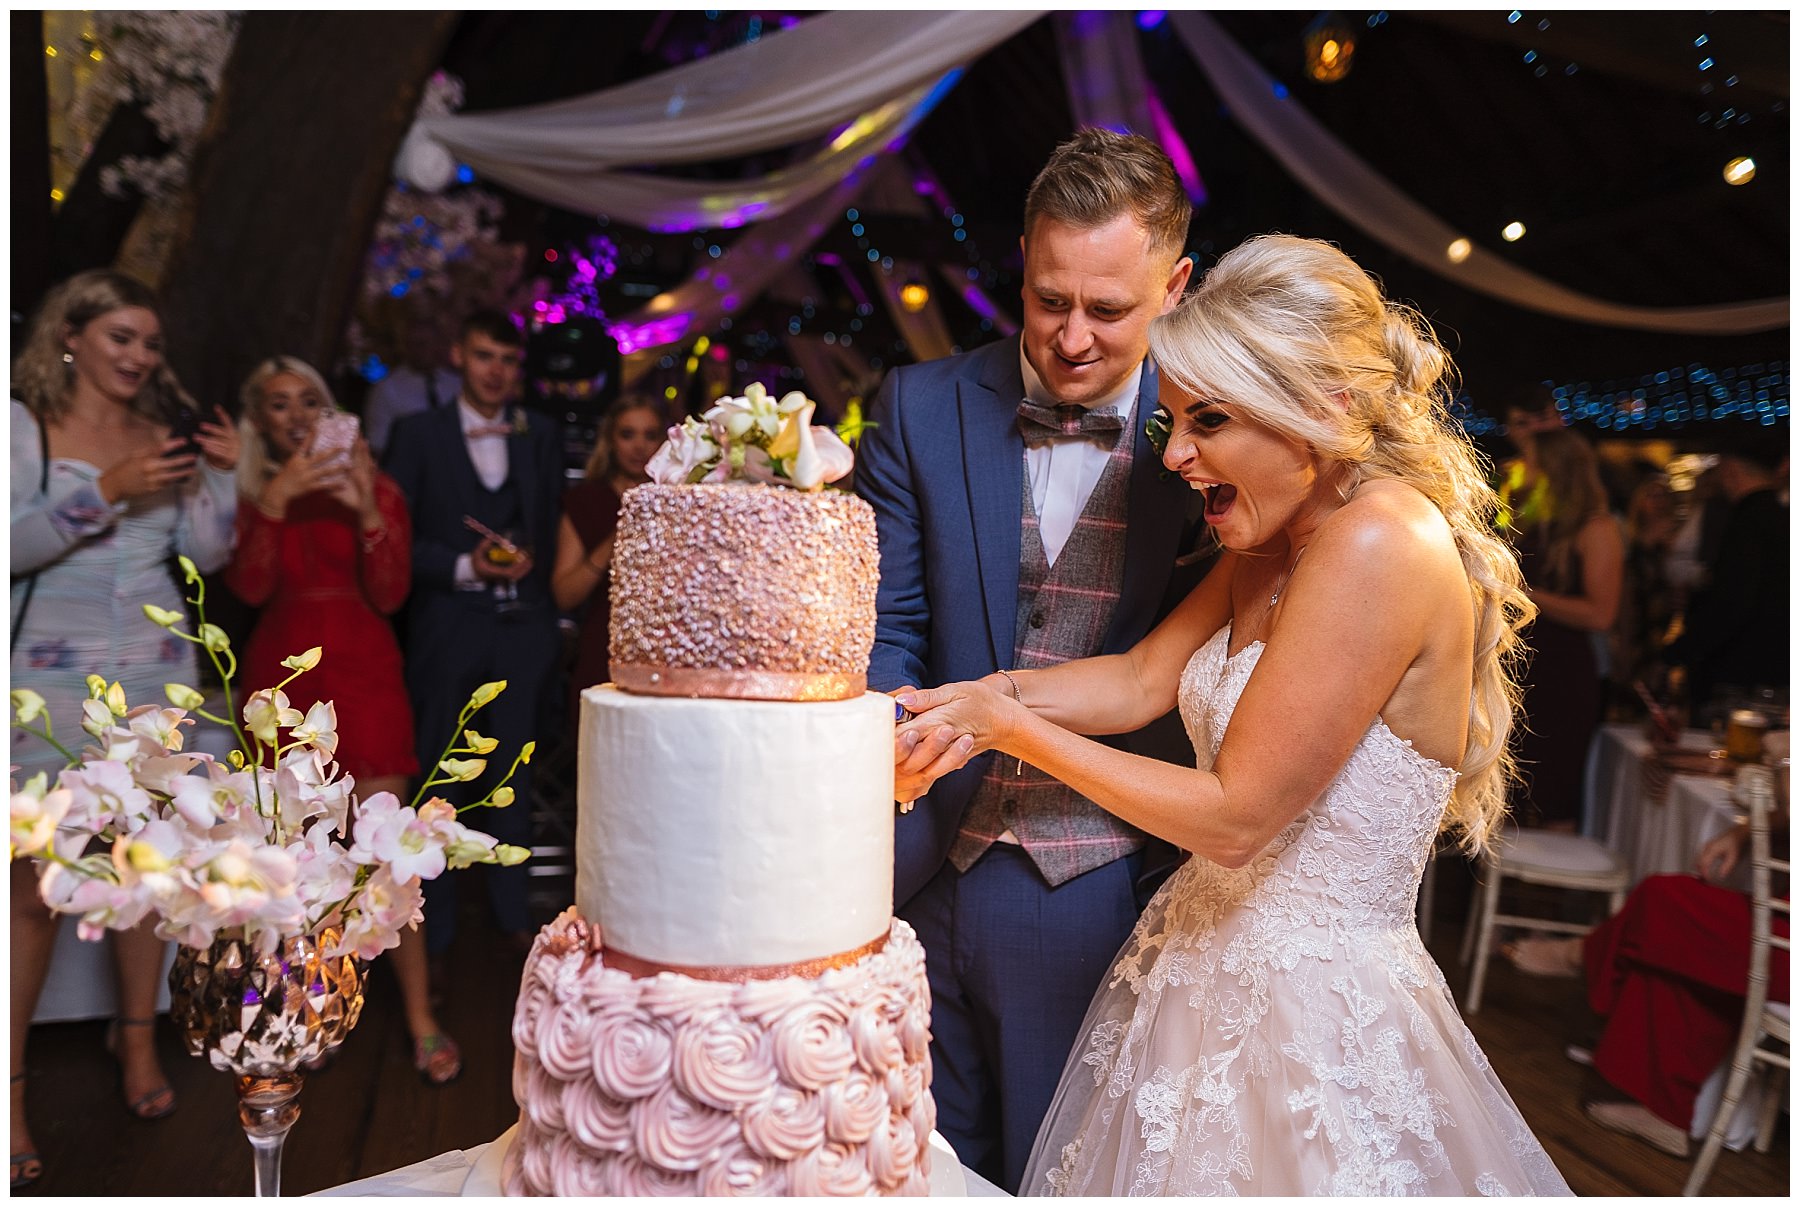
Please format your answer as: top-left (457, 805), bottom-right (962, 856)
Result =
top-left (11, 776), bottom-right (71, 858)
top-left (11, 689), bottom-right (47, 725)
top-left (243, 689), bottom-right (303, 746)
top-left (290, 700), bottom-right (339, 759)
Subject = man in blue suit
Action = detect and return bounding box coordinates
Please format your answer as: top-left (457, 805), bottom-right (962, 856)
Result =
top-left (855, 129), bottom-right (1200, 1193)
top-left (385, 310), bottom-right (563, 966)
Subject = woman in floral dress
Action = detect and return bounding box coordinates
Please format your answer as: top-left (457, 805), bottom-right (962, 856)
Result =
top-left (10, 271), bottom-right (238, 1187)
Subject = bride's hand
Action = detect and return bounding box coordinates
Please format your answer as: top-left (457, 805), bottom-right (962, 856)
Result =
top-left (890, 679), bottom-right (1016, 803)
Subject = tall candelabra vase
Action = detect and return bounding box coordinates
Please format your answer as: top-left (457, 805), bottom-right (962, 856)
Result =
top-left (167, 929), bottom-right (365, 1196)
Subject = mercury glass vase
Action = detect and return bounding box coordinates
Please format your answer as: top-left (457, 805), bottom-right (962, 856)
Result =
top-left (167, 929), bottom-right (365, 1196)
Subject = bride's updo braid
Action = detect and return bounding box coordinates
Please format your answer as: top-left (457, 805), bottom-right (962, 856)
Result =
top-left (1149, 235), bottom-right (1534, 853)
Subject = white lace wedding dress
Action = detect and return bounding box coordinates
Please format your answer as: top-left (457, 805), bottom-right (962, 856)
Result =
top-left (1020, 626), bottom-right (1572, 1196)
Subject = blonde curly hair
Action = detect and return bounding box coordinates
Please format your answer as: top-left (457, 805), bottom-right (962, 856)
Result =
top-left (1148, 234), bottom-right (1536, 854)
top-left (13, 270), bottom-right (196, 425)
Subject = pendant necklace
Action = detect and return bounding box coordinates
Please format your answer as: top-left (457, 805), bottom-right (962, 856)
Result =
top-left (1269, 544), bottom-right (1309, 608)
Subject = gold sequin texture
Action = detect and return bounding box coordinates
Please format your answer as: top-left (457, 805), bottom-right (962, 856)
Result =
top-left (608, 484), bottom-right (879, 691)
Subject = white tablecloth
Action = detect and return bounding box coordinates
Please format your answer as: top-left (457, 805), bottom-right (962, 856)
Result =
top-left (1583, 723), bottom-right (1741, 887)
top-left (311, 1131), bottom-right (1010, 1197)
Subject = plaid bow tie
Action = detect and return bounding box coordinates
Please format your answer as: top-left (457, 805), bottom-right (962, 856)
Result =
top-left (1016, 400), bottom-right (1126, 447)
top-left (467, 422), bottom-right (512, 439)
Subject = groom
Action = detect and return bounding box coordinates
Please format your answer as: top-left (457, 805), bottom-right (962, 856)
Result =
top-left (855, 129), bottom-right (1201, 1192)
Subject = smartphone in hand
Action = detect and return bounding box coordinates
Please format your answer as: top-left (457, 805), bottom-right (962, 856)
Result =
top-left (167, 406), bottom-right (203, 458)
top-left (311, 411), bottom-right (361, 464)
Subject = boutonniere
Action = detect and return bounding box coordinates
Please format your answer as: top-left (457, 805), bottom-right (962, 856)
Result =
top-left (509, 408), bottom-right (529, 437)
top-left (1145, 404), bottom-right (1173, 457)
top-left (1146, 404), bottom-right (1175, 478)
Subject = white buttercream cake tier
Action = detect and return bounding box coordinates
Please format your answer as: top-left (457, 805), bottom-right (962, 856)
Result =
top-left (576, 685), bottom-right (896, 968)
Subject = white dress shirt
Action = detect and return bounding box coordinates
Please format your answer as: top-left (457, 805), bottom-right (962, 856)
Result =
top-left (1019, 351), bottom-right (1142, 567)
top-left (453, 397), bottom-right (513, 589)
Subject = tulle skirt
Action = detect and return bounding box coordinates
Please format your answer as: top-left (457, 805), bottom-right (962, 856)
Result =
top-left (1019, 866), bottom-right (1573, 1197)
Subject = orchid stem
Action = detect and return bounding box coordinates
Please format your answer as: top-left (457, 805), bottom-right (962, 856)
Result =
top-left (11, 722), bottom-right (78, 767)
top-left (409, 697), bottom-right (494, 811)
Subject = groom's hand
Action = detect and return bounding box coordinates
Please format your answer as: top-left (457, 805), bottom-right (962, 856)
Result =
top-left (891, 686), bottom-right (976, 804)
top-left (895, 724), bottom-right (976, 804)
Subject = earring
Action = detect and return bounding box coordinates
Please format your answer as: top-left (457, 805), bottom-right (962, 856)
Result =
top-left (62, 352), bottom-right (73, 365)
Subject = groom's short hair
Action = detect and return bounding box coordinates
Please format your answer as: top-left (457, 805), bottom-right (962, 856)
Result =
top-left (1024, 128), bottom-right (1191, 264)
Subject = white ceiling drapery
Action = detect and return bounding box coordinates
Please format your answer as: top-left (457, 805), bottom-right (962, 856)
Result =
top-left (399, 11), bottom-right (1042, 231)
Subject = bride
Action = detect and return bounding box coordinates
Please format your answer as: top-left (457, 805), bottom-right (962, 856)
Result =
top-left (893, 235), bottom-right (1572, 1195)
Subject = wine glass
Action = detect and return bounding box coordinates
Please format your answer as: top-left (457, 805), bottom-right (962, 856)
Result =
top-left (483, 528), bottom-right (531, 613)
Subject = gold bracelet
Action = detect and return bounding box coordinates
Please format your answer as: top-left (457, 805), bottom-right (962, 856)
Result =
top-left (996, 668), bottom-right (1024, 775)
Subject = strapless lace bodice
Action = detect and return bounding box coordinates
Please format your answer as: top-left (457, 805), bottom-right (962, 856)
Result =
top-left (1023, 625), bottom-right (1571, 1197)
top-left (1172, 624), bottom-right (1457, 938)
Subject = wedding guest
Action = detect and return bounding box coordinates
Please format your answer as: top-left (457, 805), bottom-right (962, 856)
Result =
top-left (1495, 386), bottom-right (1564, 528)
top-left (550, 395), bottom-right (664, 726)
top-left (9, 270), bottom-right (238, 1187)
top-left (894, 234), bottom-right (1568, 1194)
top-left (384, 310), bottom-right (562, 966)
top-left (1506, 818), bottom-right (1789, 1158)
top-left (1613, 470), bottom-right (1681, 709)
top-left (855, 128), bottom-right (1200, 1192)
top-left (1662, 461), bottom-right (1728, 601)
top-left (1664, 435), bottom-right (1789, 720)
top-left (364, 311), bottom-right (460, 459)
top-left (226, 356), bottom-right (461, 1085)
top-left (1507, 426), bottom-right (1625, 829)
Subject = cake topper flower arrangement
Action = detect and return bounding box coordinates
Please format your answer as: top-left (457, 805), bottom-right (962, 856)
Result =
top-left (8, 557), bottom-right (530, 961)
top-left (647, 383), bottom-right (859, 491)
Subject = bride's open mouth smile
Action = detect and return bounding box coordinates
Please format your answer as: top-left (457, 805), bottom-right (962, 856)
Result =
top-left (1190, 478), bottom-right (1238, 524)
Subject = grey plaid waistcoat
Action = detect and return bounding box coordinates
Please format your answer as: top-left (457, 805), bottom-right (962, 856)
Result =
top-left (948, 426), bottom-right (1148, 885)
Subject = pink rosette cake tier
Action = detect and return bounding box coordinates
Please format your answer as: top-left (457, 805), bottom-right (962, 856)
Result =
top-left (501, 911), bottom-right (936, 1197)
top-left (607, 483), bottom-right (879, 702)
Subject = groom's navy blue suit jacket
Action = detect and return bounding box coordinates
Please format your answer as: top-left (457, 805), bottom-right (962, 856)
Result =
top-left (855, 336), bottom-right (1203, 908)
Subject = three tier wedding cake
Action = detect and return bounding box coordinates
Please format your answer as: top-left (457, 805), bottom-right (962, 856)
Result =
top-left (500, 388), bottom-right (943, 1196)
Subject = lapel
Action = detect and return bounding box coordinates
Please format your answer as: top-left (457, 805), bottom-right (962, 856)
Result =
top-left (437, 405), bottom-right (482, 523)
top-left (958, 343), bottom-right (1026, 670)
top-left (505, 412), bottom-right (541, 547)
top-left (1104, 357), bottom-right (1185, 651)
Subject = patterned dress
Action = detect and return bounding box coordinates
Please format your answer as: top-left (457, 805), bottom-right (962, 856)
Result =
top-left (10, 400), bottom-right (237, 782)
top-left (1021, 624), bottom-right (1572, 1196)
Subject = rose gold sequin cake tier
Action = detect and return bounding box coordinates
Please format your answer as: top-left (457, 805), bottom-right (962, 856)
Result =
top-left (608, 484), bottom-right (880, 701)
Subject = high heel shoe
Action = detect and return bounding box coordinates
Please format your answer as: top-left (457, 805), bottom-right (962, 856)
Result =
top-left (103, 1017), bottom-right (177, 1120)
top-left (10, 1073), bottom-right (42, 1189)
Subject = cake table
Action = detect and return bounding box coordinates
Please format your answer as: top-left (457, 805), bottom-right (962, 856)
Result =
top-left (307, 1127), bottom-right (1009, 1197)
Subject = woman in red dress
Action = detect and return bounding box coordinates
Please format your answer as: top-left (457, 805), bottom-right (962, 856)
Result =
top-left (226, 356), bottom-right (461, 1085)
top-left (551, 395), bottom-right (665, 722)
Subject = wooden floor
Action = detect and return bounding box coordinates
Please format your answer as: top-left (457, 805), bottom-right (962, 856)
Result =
top-left (12, 857), bottom-right (1788, 1197)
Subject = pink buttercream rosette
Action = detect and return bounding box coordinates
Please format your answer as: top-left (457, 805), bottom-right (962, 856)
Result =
top-left (503, 908), bottom-right (936, 1197)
